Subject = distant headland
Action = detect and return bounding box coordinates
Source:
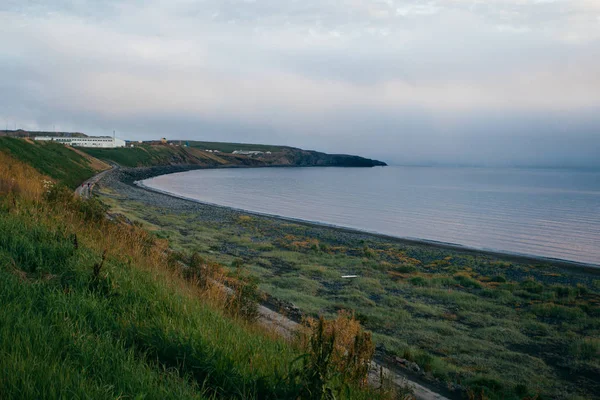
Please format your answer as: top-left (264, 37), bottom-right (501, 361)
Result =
top-left (0, 130), bottom-right (386, 168)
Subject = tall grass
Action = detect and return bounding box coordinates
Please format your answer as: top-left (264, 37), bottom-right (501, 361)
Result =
top-left (0, 152), bottom-right (384, 399)
top-left (0, 137), bottom-right (98, 188)
top-left (0, 152), bottom-right (46, 201)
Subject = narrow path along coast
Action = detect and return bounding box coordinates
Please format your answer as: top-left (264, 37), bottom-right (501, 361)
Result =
top-left (75, 165), bottom-right (117, 199)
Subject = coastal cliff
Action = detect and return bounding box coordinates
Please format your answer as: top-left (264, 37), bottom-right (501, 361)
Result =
top-left (262, 148), bottom-right (387, 167)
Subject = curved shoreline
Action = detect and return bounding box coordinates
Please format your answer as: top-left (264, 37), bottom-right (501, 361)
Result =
top-left (131, 167), bottom-right (600, 273)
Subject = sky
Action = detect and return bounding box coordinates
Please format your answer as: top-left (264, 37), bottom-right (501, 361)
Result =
top-left (1, 0), bottom-right (599, 167)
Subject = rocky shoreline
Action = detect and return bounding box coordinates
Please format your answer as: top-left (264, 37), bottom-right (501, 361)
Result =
top-left (113, 165), bottom-right (600, 274)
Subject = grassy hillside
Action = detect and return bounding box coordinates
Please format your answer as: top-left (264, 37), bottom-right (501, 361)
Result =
top-left (82, 145), bottom-right (229, 168)
top-left (0, 151), bottom-right (385, 399)
top-left (0, 137), bottom-right (105, 188)
top-left (82, 145), bottom-right (185, 167)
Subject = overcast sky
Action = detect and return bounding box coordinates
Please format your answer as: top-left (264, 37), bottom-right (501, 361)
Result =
top-left (1, 0), bottom-right (599, 167)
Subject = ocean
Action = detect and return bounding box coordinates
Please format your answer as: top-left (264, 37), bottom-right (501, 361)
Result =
top-left (141, 166), bottom-right (600, 266)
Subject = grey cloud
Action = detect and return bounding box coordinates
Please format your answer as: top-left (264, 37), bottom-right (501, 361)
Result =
top-left (0, 0), bottom-right (599, 168)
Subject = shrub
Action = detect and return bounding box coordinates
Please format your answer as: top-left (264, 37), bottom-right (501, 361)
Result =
top-left (44, 184), bottom-right (76, 206)
top-left (295, 316), bottom-right (337, 399)
top-left (520, 278), bottom-right (544, 294)
top-left (522, 321), bottom-right (550, 337)
top-left (363, 246), bottom-right (376, 259)
top-left (454, 273), bottom-right (482, 289)
top-left (238, 215), bottom-right (253, 223)
top-left (553, 285), bottom-right (572, 299)
top-left (410, 276), bottom-right (428, 287)
top-left (466, 375), bottom-right (504, 395)
top-left (395, 264), bottom-right (417, 273)
top-left (294, 312), bottom-right (375, 399)
top-left (569, 338), bottom-right (600, 360)
top-left (166, 250), bottom-right (186, 269)
top-left (78, 197), bottom-right (109, 223)
top-left (531, 303), bottom-right (585, 322)
top-left (226, 267), bottom-right (261, 321)
top-left (183, 253), bottom-right (225, 290)
top-left (575, 284), bottom-right (589, 296)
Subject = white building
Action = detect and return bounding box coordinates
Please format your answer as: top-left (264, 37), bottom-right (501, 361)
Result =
top-left (34, 136), bottom-right (126, 148)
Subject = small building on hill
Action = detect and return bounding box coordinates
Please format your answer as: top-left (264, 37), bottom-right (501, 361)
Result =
top-left (34, 136), bottom-right (126, 148)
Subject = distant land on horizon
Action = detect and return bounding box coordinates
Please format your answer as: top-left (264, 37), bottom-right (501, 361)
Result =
top-left (0, 131), bottom-right (387, 168)
top-left (5, 129), bottom-right (599, 171)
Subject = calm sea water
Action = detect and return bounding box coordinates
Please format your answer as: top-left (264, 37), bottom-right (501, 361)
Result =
top-left (142, 166), bottom-right (600, 266)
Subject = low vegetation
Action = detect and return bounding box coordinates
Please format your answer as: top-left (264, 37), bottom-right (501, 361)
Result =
top-left (81, 144), bottom-right (228, 168)
top-left (98, 179), bottom-right (600, 400)
top-left (0, 151), bottom-right (385, 399)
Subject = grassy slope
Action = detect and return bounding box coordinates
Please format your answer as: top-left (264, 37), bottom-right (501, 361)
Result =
top-left (0, 214), bottom-right (298, 399)
top-left (82, 145), bottom-right (231, 168)
top-left (99, 186), bottom-right (600, 400)
top-left (0, 137), bottom-right (101, 188)
top-left (0, 148), bottom-right (381, 399)
top-left (0, 150), bottom-right (296, 399)
top-left (82, 145), bottom-right (190, 167)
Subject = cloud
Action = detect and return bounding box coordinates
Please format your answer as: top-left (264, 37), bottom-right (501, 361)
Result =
top-left (0, 0), bottom-right (599, 167)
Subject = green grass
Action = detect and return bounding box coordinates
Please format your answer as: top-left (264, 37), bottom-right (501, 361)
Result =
top-left (0, 211), bottom-right (308, 399)
top-left (99, 186), bottom-right (600, 400)
top-left (0, 137), bottom-right (97, 188)
top-left (82, 145), bottom-right (191, 167)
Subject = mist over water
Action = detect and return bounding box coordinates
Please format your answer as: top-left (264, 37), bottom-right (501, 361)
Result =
top-left (143, 166), bottom-right (600, 266)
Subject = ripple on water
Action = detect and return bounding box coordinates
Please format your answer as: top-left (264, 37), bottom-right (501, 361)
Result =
top-left (143, 166), bottom-right (600, 265)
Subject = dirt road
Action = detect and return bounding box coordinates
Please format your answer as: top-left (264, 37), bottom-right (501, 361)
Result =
top-left (75, 166), bottom-right (116, 199)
